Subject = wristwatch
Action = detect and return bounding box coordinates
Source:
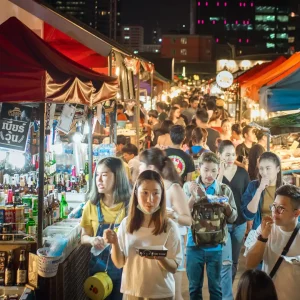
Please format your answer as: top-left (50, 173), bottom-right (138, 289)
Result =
top-left (257, 234), bottom-right (268, 243)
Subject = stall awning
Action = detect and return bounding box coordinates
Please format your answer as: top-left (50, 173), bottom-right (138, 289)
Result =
top-left (260, 68), bottom-right (300, 112)
top-left (241, 53), bottom-right (300, 101)
top-left (234, 58), bottom-right (285, 84)
top-left (0, 17), bottom-right (118, 105)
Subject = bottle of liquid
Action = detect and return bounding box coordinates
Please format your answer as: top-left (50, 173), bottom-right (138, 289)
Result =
top-left (16, 249), bottom-right (27, 286)
top-left (5, 250), bottom-right (14, 286)
top-left (52, 190), bottom-right (60, 223)
top-left (26, 209), bottom-right (36, 236)
top-left (32, 197), bottom-right (38, 226)
top-left (60, 192), bottom-right (68, 219)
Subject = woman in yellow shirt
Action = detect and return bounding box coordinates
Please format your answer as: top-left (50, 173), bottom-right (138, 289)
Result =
top-left (80, 157), bottom-right (131, 300)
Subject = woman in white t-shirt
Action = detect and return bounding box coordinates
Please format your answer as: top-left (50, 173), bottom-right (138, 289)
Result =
top-left (104, 170), bottom-right (182, 300)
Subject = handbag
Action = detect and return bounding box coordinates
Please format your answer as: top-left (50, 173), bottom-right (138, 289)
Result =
top-left (269, 222), bottom-right (300, 278)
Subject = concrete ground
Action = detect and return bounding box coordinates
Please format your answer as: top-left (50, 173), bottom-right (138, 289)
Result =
top-left (181, 249), bottom-right (246, 299)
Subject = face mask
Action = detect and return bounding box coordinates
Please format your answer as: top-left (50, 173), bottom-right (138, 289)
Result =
top-left (137, 204), bottom-right (160, 215)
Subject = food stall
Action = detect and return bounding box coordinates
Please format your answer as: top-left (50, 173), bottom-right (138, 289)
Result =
top-left (0, 16), bottom-right (118, 300)
top-left (257, 65), bottom-right (300, 186)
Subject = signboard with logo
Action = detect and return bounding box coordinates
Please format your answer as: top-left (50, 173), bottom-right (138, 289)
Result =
top-left (216, 71), bottom-right (234, 89)
top-left (0, 104), bottom-right (31, 152)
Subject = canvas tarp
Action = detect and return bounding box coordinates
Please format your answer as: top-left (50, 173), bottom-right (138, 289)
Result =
top-left (260, 68), bottom-right (300, 112)
top-left (241, 53), bottom-right (300, 101)
top-left (0, 17), bottom-right (118, 106)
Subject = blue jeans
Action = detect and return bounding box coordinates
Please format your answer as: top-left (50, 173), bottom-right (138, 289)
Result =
top-left (221, 223), bottom-right (246, 300)
top-left (186, 246), bottom-right (222, 300)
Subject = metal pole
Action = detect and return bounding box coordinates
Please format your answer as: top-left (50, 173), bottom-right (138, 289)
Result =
top-left (267, 133), bottom-right (271, 152)
top-left (150, 70), bottom-right (154, 110)
top-left (108, 52), bottom-right (113, 76)
top-left (38, 103), bottom-right (45, 249)
top-left (238, 84), bottom-right (242, 122)
top-left (87, 108), bottom-right (93, 192)
top-left (136, 66), bottom-right (141, 152)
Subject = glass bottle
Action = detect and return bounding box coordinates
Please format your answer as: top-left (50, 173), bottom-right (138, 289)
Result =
top-left (26, 209), bottom-right (36, 236)
top-left (5, 250), bottom-right (14, 286)
top-left (60, 192), bottom-right (68, 219)
top-left (16, 250), bottom-right (27, 286)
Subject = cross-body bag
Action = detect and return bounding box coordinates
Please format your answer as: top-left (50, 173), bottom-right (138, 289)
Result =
top-left (269, 222), bottom-right (300, 278)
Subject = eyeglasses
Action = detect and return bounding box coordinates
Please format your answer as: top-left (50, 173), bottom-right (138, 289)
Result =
top-left (269, 204), bottom-right (286, 214)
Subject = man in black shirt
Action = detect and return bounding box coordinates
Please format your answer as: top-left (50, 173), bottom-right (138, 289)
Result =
top-left (195, 109), bottom-right (220, 153)
top-left (236, 125), bottom-right (257, 164)
top-left (165, 125), bottom-right (195, 183)
top-left (248, 130), bottom-right (267, 180)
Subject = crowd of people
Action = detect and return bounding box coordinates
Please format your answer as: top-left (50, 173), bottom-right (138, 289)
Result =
top-left (81, 90), bottom-right (300, 300)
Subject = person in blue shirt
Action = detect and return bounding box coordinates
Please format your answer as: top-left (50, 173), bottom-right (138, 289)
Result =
top-left (183, 152), bottom-right (237, 300)
top-left (186, 127), bottom-right (210, 157)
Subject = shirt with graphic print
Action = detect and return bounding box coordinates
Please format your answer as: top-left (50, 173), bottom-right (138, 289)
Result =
top-left (165, 147), bottom-right (195, 184)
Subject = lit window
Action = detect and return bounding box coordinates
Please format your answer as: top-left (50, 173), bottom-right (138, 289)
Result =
top-left (100, 11), bottom-right (107, 15)
top-left (198, 20), bottom-right (200, 24)
top-left (256, 6), bottom-right (275, 13)
top-left (224, 2), bottom-right (227, 7)
top-left (134, 50), bottom-right (139, 54)
top-left (117, 12), bottom-right (120, 15)
top-left (270, 33), bottom-right (275, 39)
top-left (124, 36), bottom-right (130, 39)
top-left (276, 33), bottom-right (288, 39)
top-left (155, 49), bottom-right (159, 53)
top-left (217, 2), bottom-right (219, 6)
top-left (216, 38), bottom-right (219, 43)
top-left (288, 26), bottom-right (296, 30)
top-left (288, 37), bottom-right (295, 43)
top-left (159, 38), bottom-right (162, 42)
top-left (255, 15), bottom-right (275, 22)
top-left (124, 27), bottom-right (130, 30)
top-left (205, 2), bottom-right (208, 6)
top-left (198, 2), bottom-right (200, 6)
top-left (181, 49), bottom-right (187, 55)
top-left (277, 15), bottom-right (289, 22)
top-left (183, 25), bottom-right (186, 28)
top-left (210, 17), bottom-right (220, 21)
top-left (266, 42), bottom-right (275, 48)
top-left (154, 31), bottom-right (157, 34)
top-left (181, 38), bottom-right (188, 44)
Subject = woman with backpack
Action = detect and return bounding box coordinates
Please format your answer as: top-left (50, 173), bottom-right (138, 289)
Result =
top-left (217, 140), bottom-right (250, 299)
top-left (103, 170), bottom-right (182, 300)
top-left (139, 147), bottom-right (191, 300)
top-left (183, 152), bottom-right (237, 300)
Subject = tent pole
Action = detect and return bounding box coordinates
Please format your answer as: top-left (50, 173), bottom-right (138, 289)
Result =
top-left (38, 103), bottom-right (45, 249)
top-left (87, 108), bottom-right (93, 191)
top-left (108, 52), bottom-right (113, 76)
top-left (136, 66), bottom-right (140, 153)
top-left (150, 70), bottom-right (154, 109)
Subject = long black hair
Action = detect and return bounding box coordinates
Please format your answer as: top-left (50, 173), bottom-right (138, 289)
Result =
top-left (236, 270), bottom-right (278, 300)
top-left (89, 157), bottom-right (131, 205)
top-left (258, 152), bottom-right (282, 189)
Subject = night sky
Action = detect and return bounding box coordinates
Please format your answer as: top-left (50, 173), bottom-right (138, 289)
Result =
top-left (121, 0), bottom-right (190, 43)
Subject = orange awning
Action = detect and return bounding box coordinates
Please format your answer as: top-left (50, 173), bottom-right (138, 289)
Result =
top-left (241, 53), bottom-right (300, 101)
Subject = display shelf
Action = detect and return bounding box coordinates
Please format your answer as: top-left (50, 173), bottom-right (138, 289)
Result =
top-left (282, 169), bottom-right (300, 175)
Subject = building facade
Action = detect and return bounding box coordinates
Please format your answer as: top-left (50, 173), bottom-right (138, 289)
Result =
top-left (192, 0), bottom-right (291, 54)
top-left (44, 0), bottom-right (121, 39)
top-left (161, 34), bottom-right (214, 62)
top-left (120, 25), bottom-right (144, 52)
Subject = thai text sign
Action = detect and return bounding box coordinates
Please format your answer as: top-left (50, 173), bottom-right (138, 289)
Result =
top-left (0, 118), bottom-right (30, 152)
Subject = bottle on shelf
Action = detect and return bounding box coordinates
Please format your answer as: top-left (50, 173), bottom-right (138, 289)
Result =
top-left (16, 249), bottom-right (27, 286)
top-left (60, 191), bottom-right (68, 219)
top-left (4, 250), bottom-right (14, 286)
top-left (5, 189), bottom-right (13, 206)
top-left (26, 209), bottom-right (36, 237)
top-left (52, 189), bottom-right (60, 223)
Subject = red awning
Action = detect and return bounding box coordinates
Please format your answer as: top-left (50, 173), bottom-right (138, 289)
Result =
top-left (44, 23), bottom-right (108, 70)
top-left (0, 17), bottom-right (118, 106)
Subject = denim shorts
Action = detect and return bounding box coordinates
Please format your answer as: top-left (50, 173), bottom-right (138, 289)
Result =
top-left (178, 234), bottom-right (186, 272)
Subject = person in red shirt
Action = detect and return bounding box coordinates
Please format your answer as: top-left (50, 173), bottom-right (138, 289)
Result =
top-left (117, 104), bottom-right (128, 121)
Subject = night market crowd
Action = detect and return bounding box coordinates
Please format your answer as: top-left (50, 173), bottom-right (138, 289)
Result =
top-left (80, 90), bottom-right (300, 300)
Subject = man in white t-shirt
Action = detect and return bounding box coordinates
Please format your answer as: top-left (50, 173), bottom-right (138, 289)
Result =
top-left (246, 184), bottom-right (300, 300)
top-left (122, 143), bottom-right (140, 185)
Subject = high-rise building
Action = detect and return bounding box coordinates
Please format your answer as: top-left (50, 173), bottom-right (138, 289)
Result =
top-left (120, 26), bottom-right (144, 52)
top-left (44, 0), bottom-right (121, 39)
top-left (193, 0), bottom-right (291, 54)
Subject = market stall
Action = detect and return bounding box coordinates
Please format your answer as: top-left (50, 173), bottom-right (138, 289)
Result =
top-left (0, 16), bottom-right (118, 300)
